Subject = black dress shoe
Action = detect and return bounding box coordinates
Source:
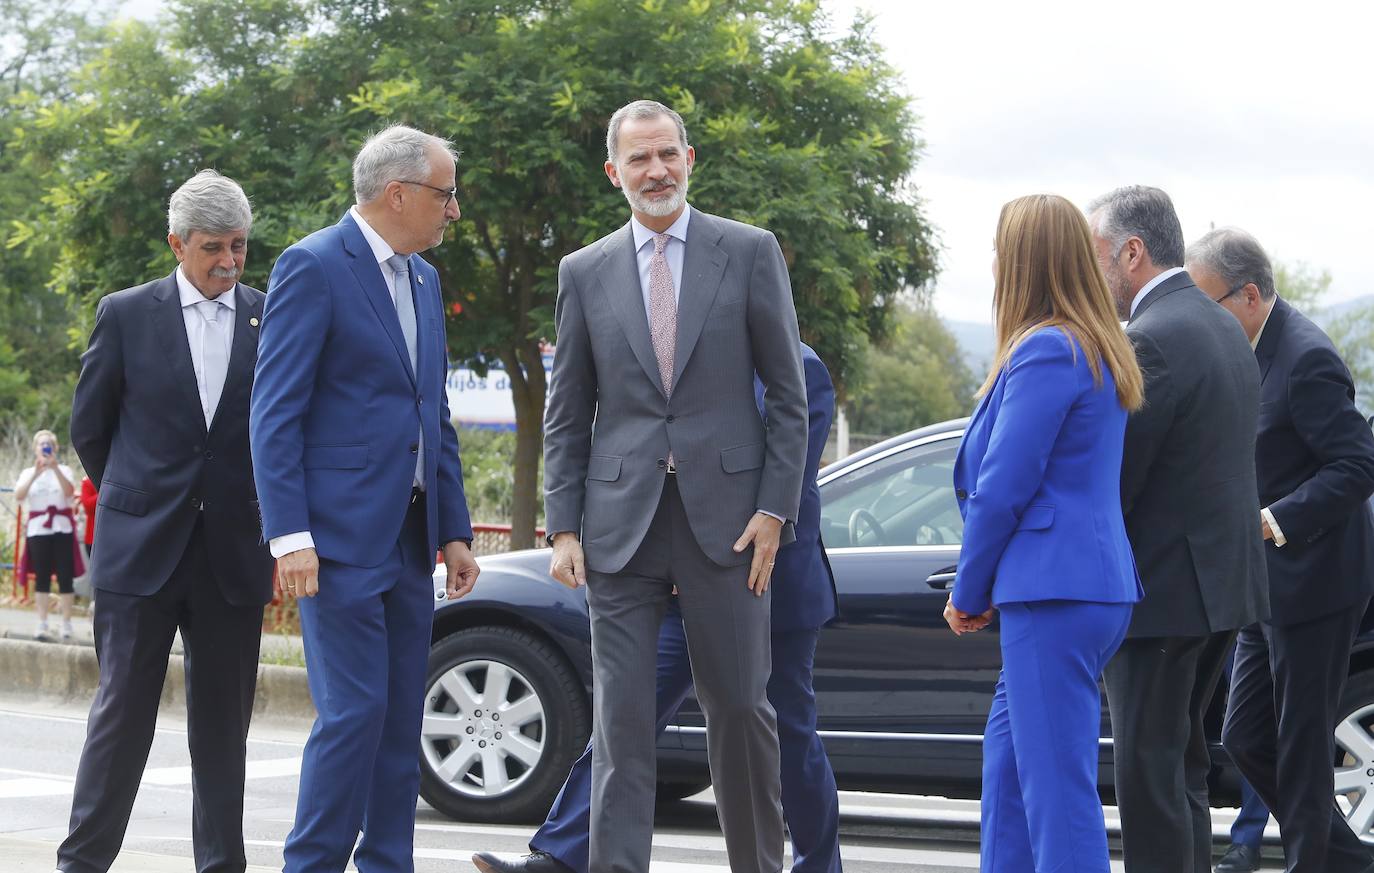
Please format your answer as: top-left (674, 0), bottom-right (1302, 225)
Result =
top-left (1214, 843), bottom-right (1261, 873)
top-left (471, 850), bottom-right (575, 873)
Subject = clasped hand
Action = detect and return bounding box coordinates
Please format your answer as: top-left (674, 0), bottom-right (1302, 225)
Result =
top-left (944, 595), bottom-right (995, 636)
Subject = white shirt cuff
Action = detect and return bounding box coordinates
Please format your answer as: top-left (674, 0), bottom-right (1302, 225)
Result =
top-left (270, 531), bottom-right (315, 559)
top-left (758, 509), bottom-right (785, 523)
top-left (1261, 507), bottom-right (1287, 548)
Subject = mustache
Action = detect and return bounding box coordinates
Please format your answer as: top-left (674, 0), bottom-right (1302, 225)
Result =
top-left (208, 266), bottom-right (240, 279)
top-left (638, 180), bottom-right (677, 194)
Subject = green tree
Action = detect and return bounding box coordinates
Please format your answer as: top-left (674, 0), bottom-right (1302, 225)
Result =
top-left (846, 302), bottom-right (976, 437)
top-left (4, 0), bottom-right (938, 547)
top-left (1275, 261), bottom-right (1374, 415)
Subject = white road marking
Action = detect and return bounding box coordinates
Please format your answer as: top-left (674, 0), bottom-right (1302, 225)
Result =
top-left (0, 757), bottom-right (301, 799)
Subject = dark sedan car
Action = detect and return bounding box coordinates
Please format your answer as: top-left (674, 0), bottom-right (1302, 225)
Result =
top-left (420, 419), bottom-right (1374, 841)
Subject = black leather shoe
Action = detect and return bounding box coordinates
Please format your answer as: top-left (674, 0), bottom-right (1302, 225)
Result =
top-left (471, 851), bottom-right (575, 873)
top-left (1214, 843), bottom-right (1261, 873)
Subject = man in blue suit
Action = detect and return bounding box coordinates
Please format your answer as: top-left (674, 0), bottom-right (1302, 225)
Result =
top-left (471, 342), bottom-right (841, 873)
top-left (251, 125), bottom-right (480, 873)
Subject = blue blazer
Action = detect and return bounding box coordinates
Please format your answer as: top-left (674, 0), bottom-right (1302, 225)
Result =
top-left (251, 211), bottom-right (473, 567)
top-left (756, 342), bottom-right (839, 632)
top-left (952, 328), bottom-right (1142, 615)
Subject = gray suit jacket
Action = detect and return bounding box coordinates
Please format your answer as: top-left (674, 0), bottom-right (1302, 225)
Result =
top-left (544, 207), bottom-right (808, 575)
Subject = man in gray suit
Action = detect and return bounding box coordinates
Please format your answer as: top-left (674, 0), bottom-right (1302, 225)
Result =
top-left (542, 100), bottom-right (808, 873)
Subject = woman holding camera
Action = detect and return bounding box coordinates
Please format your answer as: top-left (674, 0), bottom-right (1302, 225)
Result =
top-left (14, 428), bottom-right (79, 640)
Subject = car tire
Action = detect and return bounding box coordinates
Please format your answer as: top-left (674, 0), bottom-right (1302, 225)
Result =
top-left (1334, 669), bottom-right (1374, 843)
top-left (419, 626), bottom-right (590, 823)
top-left (656, 779), bottom-right (712, 803)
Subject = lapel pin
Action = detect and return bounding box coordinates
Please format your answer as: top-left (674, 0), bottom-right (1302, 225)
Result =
top-left (417, 276), bottom-right (424, 285)
top-left (250, 317), bottom-right (259, 327)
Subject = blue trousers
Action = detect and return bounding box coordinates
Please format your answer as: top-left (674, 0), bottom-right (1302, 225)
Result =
top-left (283, 503), bottom-right (434, 873)
top-left (980, 600), bottom-right (1132, 873)
top-left (532, 601), bottom-right (842, 873)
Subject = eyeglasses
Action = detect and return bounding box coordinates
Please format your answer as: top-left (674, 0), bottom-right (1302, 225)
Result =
top-left (1212, 282), bottom-right (1249, 304)
top-left (395, 180), bottom-right (458, 205)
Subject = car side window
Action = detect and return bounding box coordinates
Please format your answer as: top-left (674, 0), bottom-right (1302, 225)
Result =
top-left (819, 438), bottom-right (962, 548)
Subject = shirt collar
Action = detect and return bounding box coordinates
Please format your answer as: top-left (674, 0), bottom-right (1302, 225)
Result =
top-left (1129, 266), bottom-right (1186, 317)
top-left (631, 205), bottom-right (692, 253)
top-left (1251, 296), bottom-right (1278, 350)
top-left (176, 266), bottom-right (237, 311)
top-left (350, 206), bottom-right (399, 266)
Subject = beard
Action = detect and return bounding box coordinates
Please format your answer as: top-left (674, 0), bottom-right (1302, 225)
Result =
top-left (1102, 258), bottom-right (1132, 319)
top-left (623, 173), bottom-right (689, 217)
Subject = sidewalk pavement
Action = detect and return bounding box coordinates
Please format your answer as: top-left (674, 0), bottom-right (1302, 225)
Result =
top-left (0, 602), bottom-right (305, 663)
top-left (0, 603), bottom-right (316, 723)
top-left (2, 835), bottom-right (279, 872)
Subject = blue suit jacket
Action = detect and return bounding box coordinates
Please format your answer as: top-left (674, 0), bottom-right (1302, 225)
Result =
top-left (251, 211), bottom-right (473, 567)
top-left (756, 342), bottom-right (839, 632)
top-left (952, 328), bottom-right (1142, 615)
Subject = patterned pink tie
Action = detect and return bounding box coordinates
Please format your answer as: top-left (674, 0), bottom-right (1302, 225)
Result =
top-left (648, 232), bottom-right (676, 397)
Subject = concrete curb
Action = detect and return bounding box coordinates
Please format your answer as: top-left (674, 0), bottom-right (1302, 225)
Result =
top-left (0, 637), bottom-right (315, 722)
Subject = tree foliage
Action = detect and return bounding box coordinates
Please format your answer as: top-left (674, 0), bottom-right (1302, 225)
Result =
top-left (846, 302), bottom-right (976, 437)
top-left (1, 0), bottom-right (938, 542)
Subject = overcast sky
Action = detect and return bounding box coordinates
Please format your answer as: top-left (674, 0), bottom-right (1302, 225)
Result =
top-left (116, 0), bottom-right (1371, 325)
top-left (826, 0), bottom-right (1374, 323)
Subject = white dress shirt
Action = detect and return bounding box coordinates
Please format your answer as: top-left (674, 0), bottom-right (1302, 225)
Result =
top-left (1128, 266), bottom-right (1187, 318)
top-left (630, 205), bottom-right (691, 312)
top-left (269, 208), bottom-right (420, 559)
top-left (177, 267), bottom-right (236, 429)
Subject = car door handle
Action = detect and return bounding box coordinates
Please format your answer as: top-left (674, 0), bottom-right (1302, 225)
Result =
top-left (926, 568), bottom-right (957, 590)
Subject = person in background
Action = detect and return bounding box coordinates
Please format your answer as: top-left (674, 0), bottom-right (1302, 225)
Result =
top-left (14, 429), bottom-right (79, 641)
top-left (1188, 226), bottom-right (1374, 873)
top-left (947, 194), bottom-right (1144, 873)
top-left (79, 475), bottom-right (98, 552)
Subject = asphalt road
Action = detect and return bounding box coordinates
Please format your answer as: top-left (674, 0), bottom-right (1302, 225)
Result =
top-left (0, 700), bottom-right (1277, 872)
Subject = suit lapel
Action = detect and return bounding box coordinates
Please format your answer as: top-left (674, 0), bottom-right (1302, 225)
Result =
top-left (340, 212), bottom-right (417, 387)
top-left (595, 223), bottom-right (666, 397)
top-left (150, 272), bottom-right (207, 435)
top-left (209, 284), bottom-right (261, 433)
top-left (671, 209), bottom-right (728, 390)
top-left (1254, 297), bottom-right (1290, 386)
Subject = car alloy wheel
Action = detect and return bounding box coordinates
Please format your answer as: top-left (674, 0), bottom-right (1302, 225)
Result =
top-left (1334, 673), bottom-right (1374, 843)
top-left (419, 626), bottom-right (590, 822)
top-left (422, 657), bottom-right (547, 798)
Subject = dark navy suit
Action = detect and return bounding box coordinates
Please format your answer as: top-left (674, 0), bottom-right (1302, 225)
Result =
top-left (1222, 297), bottom-right (1374, 873)
top-left (250, 211), bottom-right (473, 872)
top-left (952, 328), bottom-right (1141, 873)
top-left (531, 342), bottom-right (841, 873)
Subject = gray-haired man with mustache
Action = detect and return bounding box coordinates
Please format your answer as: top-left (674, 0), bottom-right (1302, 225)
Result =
top-left (538, 100), bottom-right (808, 873)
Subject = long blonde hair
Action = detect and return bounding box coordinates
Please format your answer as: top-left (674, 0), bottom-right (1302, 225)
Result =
top-left (978, 194), bottom-right (1143, 411)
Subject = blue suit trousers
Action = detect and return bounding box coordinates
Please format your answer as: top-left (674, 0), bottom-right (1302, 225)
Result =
top-left (532, 602), bottom-right (842, 873)
top-left (283, 503), bottom-right (434, 873)
top-left (980, 600), bottom-right (1131, 873)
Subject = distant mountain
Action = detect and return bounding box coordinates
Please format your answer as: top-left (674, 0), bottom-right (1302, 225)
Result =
top-left (945, 319), bottom-right (994, 374)
top-left (1311, 294), bottom-right (1374, 326)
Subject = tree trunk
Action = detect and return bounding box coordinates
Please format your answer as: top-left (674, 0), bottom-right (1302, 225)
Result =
top-left (500, 339), bottom-right (547, 550)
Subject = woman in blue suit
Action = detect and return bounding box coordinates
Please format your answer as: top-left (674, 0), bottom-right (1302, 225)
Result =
top-left (945, 194), bottom-right (1145, 873)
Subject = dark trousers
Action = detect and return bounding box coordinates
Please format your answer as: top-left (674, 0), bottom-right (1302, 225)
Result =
top-left (532, 601), bottom-right (842, 873)
top-left (1223, 637), bottom-right (1272, 850)
top-left (1223, 603), bottom-right (1374, 873)
top-left (1103, 630), bottom-right (1234, 873)
top-left (582, 477), bottom-right (783, 873)
top-left (283, 498), bottom-right (433, 873)
top-left (58, 519), bottom-right (264, 873)
top-left (28, 531), bottom-right (75, 593)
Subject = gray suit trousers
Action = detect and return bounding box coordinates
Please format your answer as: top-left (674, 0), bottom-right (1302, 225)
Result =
top-left (585, 476), bottom-right (783, 873)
